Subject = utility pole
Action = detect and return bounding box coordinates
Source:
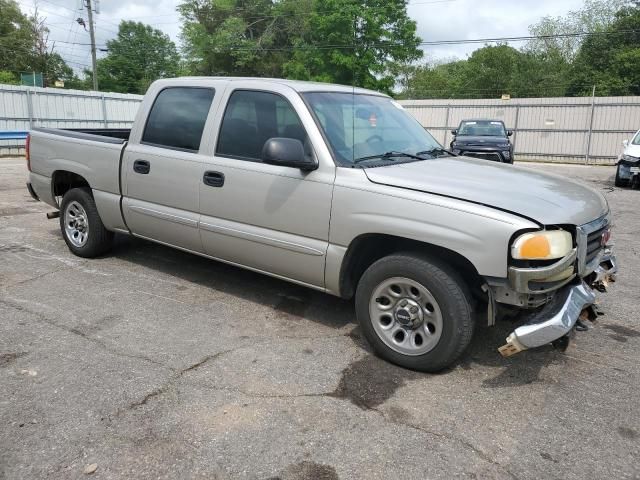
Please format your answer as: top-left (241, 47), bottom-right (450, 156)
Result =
top-left (85, 0), bottom-right (98, 90)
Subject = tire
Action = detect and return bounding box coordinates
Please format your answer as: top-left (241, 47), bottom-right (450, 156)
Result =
top-left (59, 187), bottom-right (114, 258)
top-left (355, 253), bottom-right (475, 372)
top-left (615, 164), bottom-right (629, 188)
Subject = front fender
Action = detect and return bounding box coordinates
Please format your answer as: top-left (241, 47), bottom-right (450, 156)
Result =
top-left (324, 169), bottom-right (539, 295)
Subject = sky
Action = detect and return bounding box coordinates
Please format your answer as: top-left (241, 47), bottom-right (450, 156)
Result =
top-left (15, 0), bottom-right (586, 74)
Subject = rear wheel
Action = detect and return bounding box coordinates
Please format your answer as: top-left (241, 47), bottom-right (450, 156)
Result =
top-left (355, 253), bottom-right (475, 372)
top-left (615, 163), bottom-right (629, 188)
top-left (60, 187), bottom-right (113, 258)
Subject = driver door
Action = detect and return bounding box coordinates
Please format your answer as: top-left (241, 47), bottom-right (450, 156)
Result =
top-left (197, 83), bottom-right (335, 288)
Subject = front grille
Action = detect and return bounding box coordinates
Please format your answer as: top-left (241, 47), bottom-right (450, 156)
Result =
top-left (464, 151), bottom-right (502, 162)
top-left (586, 226), bottom-right (606, 264)
top-left (577, 215), bottom-right (609, 275)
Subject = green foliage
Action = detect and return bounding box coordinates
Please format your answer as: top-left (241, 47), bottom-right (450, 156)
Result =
top-left (0, 0), bottom-right (37, 77)
top-left (568, 5), bottom-right (640, 95)
top-left (94, 21), bottom-right (180, 94)
top-left (0, 70), bottom-right (19, 84)
top-left (179, 0), bottom-right (285, 77)
top-left (526, 0), bottom-right (631, 62)
top-left (179, 0), bottom-right (422, 93)
top-left (0, 0), bottom-right (82, 87)
top-left (403, 0), bottom-right (640, 99)
top-left (403, 45), bottom-right (569, 99)
top-left (282, 0), bottom-right (422, 92)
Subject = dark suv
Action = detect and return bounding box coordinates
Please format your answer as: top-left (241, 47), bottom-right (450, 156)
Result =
top-left (450, 119), bottom-right (514, 163)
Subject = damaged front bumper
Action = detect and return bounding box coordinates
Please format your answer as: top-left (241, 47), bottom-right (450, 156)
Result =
top-left (499, 253), bottom-right (617, 357)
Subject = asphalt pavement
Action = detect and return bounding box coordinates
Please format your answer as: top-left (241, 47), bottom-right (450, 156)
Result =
top-left (1, 158), bottom-right (638, 479)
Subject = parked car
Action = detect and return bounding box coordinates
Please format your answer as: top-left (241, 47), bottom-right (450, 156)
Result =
top-left (450, 119), bottom-right (514, 163)
top-left (616, 129), bottom-right (640, 188)
top-left (26, 77), bottom-right (617, 372)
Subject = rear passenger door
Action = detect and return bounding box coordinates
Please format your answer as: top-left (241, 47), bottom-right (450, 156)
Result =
top-left (198, 84), bottom-right (335, 288)
top-left (122, 85), bottom-right (219, 252)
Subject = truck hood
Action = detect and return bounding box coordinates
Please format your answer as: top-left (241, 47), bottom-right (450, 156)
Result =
top-left (452, 135), bottom-right (508, 146)
top-left (364, 157), bottom-right (608, 226)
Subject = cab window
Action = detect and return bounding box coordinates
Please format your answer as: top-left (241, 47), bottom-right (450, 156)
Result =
top-left (142, 87), bottom-right (215, 152)
top-left (216, 90), bottom-right (309, 161)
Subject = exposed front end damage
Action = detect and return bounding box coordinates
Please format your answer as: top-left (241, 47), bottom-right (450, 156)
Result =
top-left (491, 215), bottom-right (618, 357)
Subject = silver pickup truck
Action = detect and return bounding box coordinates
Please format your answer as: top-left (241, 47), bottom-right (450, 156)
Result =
top-left (26, 77), bottom-right (617, 372)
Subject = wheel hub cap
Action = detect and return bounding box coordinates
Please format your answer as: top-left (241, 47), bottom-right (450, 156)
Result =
top-left (394, 298), bottom-right (423, 328)
top-left (64, 201), bottom-right (89, 248)
top-left (369, 277), bottom-right (443, 356)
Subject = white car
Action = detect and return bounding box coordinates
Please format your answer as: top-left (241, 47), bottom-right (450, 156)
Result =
top-left (616, 129), bottom-right (640, 187)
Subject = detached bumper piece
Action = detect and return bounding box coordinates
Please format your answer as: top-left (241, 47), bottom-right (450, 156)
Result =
top-left (499, 281), bottom-right (596, 357)
top-left (591, 249), bottom-right (617, 291)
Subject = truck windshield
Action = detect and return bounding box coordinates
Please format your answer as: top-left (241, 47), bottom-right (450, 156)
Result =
top-left (458, 120), bottom-right (506, 137)
top-left (302, 92), bottom-right (442, 165)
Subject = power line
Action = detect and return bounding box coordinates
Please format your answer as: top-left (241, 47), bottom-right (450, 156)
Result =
top-left (123, 0), bottom-right (454, 21)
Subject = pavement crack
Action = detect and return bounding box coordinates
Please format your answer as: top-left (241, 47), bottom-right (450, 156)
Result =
top-left (5, 265), bottom-right (76, 288)
top-left (199, 384), bottom-right (331, 399)
top-left (0, 297), bottom-right (166, 368)
top-left (128, 386), bottom-right (168, 409)
top-left (369, 405), bottom-right (520, 480)
top-left (124, 349), bottom-right (239, 413)
top-left (180, 350), bottom-right (232, 374)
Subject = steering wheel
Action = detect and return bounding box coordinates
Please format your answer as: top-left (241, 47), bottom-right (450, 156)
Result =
top-left (366, 135), bottom-right (383, 144)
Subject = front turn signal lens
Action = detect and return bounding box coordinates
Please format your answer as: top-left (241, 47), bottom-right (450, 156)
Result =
top-left (511, 230), bottom-right (572, 260)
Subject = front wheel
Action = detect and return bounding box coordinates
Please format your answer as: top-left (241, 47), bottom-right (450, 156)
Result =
top-left (355, 254), bottom-right (475, 372)
top-left (60, 187), bottom-right (114, 258)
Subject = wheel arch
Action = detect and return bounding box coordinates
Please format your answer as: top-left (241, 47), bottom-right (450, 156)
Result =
top-left (338, 233), bottom-right (484, 299)
top-left (51, 170), bottom-right (91, 206)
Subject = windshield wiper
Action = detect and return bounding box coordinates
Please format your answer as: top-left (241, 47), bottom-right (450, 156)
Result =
top-left (353, 151), bottom-right (425, 164)
top-left (416, 147), bottom-right (456, 157)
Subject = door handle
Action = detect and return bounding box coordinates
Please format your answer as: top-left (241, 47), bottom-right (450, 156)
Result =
top-left (203, 171), bottom-right (225, 187)
top-left (133, 159), bottom-right (150, 174)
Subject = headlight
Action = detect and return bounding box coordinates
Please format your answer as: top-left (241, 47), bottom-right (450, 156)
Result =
top-left (511, 230), bottom-right (572, 260)
top-left (622, 154), bottom-right (638, 163)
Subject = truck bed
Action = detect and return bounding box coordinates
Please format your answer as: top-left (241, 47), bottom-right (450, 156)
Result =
top-left (32, 127), bottom-right (130, 143)
top-left (28, 126), bottom-right (129, 232)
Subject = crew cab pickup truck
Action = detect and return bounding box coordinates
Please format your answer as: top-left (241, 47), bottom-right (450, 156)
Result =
top-left (26, 77), bottom-right (618, 372)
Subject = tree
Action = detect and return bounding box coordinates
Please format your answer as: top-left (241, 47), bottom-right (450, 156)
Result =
top-left (402, 0), bottom-right (639, 99)
top-left (95, 21), bottom-right (181, 94)
top-left (179, 0), bottom-right (422, 93)
top-left (179, 0), bottom-right (287, 77)
top-left (403, 45), bottom-right (562, 99)
top-left (282, 0), bottom-right (421, 92)
top-left (526, 0), bottom-right (631, 62)
top-left (0, 70), bottom-right (19, 84)
top-left (568, 4), bottom-right (640, 95)
top-left (0, 0), bottom-right (36, 83)
top-left (0, 0), bottom-right (80, 87)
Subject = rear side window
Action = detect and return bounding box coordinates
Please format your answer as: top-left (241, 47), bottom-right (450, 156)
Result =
top-left (216, 90), bottom-right (308, 161)
top-left (142, 87), bottom-right (215, 151)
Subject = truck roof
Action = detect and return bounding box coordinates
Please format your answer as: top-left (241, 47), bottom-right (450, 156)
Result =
top-left (151, 77), bottom-right (386, 96)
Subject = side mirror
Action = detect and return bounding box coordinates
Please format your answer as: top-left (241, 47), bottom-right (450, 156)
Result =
top-left (451, 129), bottom-right (457, 136)
top-left (623, 139), bottom-right (629, 148)
top-left (507, 130), bottom-right (513, 137)
top-left (262, 138), bottom-right (317, 171)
